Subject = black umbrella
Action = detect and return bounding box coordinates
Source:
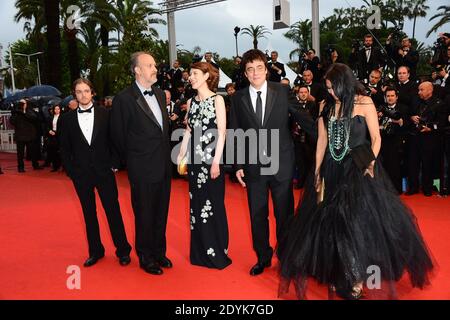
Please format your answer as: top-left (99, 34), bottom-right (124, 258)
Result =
top-left (23, 85), bottom-right (61, 97)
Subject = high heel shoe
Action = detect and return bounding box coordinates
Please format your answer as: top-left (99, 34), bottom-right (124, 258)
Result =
top-left (328, 285), bottom-right (336, 300)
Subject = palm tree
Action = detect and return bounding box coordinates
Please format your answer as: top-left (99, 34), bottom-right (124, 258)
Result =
top-left (240, 25), bottom-right (271, 50)
top-left (43, 0), bottom-right (62, 90)
top-left (283, 20), bottom-right (312, 60)
top-left (405, 0), bottom-right (429, 39)
top-left (109, 0), bottom-right (165, 44)
top-left (427, 5), bottom-right (450, 37)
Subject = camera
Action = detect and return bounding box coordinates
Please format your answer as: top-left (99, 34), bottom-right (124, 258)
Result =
top-left (378, 105), bottom-right (401, 121)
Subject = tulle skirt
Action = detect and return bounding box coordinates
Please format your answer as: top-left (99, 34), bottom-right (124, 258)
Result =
top-left (277, 153), bottom-right (434, 299)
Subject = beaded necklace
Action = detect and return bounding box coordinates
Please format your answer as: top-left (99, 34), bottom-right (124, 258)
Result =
top-left (328, 114), bottom-right (351, 162)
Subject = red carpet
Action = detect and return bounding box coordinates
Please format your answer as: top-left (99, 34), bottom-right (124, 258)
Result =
top-left (0, 152), bottom-right (449, 300)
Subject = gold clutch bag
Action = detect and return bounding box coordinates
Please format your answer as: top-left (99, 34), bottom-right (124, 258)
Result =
top-left (177, 156), bottom-right (188, 176)
top-left (317, 178), bottom-right (325, 204)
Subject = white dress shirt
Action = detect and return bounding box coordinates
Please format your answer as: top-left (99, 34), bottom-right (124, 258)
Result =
top-left (52, 114), bottom-right (60, 131)
top-left (249, 80), bottom-right (268, 123)
top-left (135, 81), bottom-right (163, 129)
top-left (77, 103), bottom-right (94, 145)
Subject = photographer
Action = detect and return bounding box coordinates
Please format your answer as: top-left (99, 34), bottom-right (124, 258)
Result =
top-left (432, 64), bottom-right (450, 100)
top-left (267, 50), bottom-right (286, 82)
top-left (354, 34), bottom-right (385, 82)
top-left (395, 66), bottom-right (419, 110)
top-left (407, 82), bottom-right (445, 196)
top-left (364, 69), bottom-right (385, 109)
top-left (298, 49), bottom-right (320, 81)
top-left (157, 61), bottom-right (171, 90)
top-left (387, 35), bottom-right (419, 80)
top-left (10, 99), bottom-right (42, 172)
top-left (431, 33), bottom-right (450, 67)
top-left (378, 87), bottom-right (408, 194)
top-left (294, 69), bottom-right (325, 103)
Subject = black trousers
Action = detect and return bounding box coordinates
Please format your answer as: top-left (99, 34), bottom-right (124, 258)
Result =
top-left (46, 136), bottom-right (61, 169)
top-left (16, 140), bottom-right (40, 169)
top-left (72, 170), bottom-right (131, 257)
top-left (294, 139), bottom-right (314, 188)
top-left (407, 133), bottom-right (439, 194)
top-left (380, 134), bottom-right (403, 194)
top-left (246, 176), bottom-right (294, 263)
top-left (130, 178), bottom-right (171, 263)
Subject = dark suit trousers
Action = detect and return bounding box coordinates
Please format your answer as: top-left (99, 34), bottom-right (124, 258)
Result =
top-left (16, 140), bottom-right (40, 169)
top-left (407, 133), bottom-right (438, 194)
top-left (246, 175), bottom-right (294, 263)
top-left (380, 134), bottom-right (403, 193)
top-left (72, 170), bottom-right (131, 257)
top-left (130, 178), bottom-right (171, 263)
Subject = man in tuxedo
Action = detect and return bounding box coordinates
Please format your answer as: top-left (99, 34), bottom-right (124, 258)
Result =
top-left (365, 69), bottom-right (385, 109)
top-left (378, 87), bottom-right (408, 194)
top-left (356, 34), bottom-right (385, 82)
top-left (297, 69), bottom-right (325, 103)
top-left (268, 51), bottom-right (286, 82)
top-left (395, 66), bottom-right (419, 111)
top-left (293, 85), bottom-right (318, 189)
top-left (110, 52), bottom-right (172, 275)
top-left (387, 35), bottom-right (419, 80)
top-left (59, 78), bottom-right (131, 267)
top-left (230, 49), bottom-right (316, 276)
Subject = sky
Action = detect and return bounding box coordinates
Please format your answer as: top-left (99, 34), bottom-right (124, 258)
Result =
top-left (0, 0), bottom-right (448, 66)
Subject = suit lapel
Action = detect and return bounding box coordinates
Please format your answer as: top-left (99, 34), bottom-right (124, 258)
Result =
top-left (152, 85), bottom-right (169, 134)
top-left (91, 105), bottom-right (100, 145)
top-left (263, 83), bottom-right (277, 127)
top-left (241, 89), bottom-right (261, 128)
top-left (132, 83), bottom-right (162, 131)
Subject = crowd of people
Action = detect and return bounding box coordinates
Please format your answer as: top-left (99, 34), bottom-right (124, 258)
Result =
top-left (2, 30), bottom-right (449, 300)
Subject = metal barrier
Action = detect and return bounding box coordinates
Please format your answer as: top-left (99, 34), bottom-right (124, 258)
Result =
top-left (0, 111), bottom-right (16, 152)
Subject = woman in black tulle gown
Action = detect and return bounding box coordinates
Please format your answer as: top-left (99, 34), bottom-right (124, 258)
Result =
top-left (278, 63), bottom-right (434, 300)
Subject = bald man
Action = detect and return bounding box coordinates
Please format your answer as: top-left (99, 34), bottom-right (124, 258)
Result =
top-left (406, 82), bottom-right (445, 196)
top-left (110, 52), bottom-right (172, 275)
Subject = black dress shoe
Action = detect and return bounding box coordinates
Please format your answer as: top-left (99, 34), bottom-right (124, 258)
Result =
top-left (157, 256), bottom-right (173, 268)
top-left (249, 261), bottom-right (271, 276)
top-left (18, 168), bottom-right (25, 173)
top-left (405, 190), bottom-right (418, 196)
top-left (118, 255), bottom-right (131, 266)
top-left (83, 254), bottom-right (104, 267)
top-left (140, 261), bottom-right (163, 275)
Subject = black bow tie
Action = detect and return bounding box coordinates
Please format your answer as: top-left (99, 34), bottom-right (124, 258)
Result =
top-left (143, 90), bottom-right (154, 96)
top-left (78, 106), bottom-right (93, 113)
top-left (365, 47), bottom-right (371, 51)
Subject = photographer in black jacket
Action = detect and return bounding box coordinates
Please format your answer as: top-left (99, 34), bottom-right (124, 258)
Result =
top-left (10, 99), bottom-right (42, 172)
top-left (378, 87), bottom-right (408, 194)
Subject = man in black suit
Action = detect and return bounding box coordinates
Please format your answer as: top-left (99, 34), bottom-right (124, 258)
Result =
top-left (355, 34), bottom-right (385, 82)
top-left (387, 35), bottom-right (419, 80)
top-left (378, 87), bottom-right (409, 194)
top-left (110, 52), bottom-right (172, 275)
top-left (59, 78), bottom-right (131, 267)
top-left (230, 49), bottom-right (316, 276)
top-left (268, 51), bottom-right (286, 82)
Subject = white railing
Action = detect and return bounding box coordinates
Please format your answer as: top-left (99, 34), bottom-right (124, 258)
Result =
top-left (0, 111), bottom-right (16, 152)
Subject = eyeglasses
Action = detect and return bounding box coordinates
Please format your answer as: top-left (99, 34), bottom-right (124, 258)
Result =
top-left (246, 65), bottom-right (266, 74)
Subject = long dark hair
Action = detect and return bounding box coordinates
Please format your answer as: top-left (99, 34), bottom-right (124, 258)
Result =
top-left (323, 63), bottom-right (366, 121)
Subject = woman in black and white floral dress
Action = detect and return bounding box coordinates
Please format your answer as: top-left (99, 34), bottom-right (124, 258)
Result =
top-left (177, 62), bottom-right (232, 269)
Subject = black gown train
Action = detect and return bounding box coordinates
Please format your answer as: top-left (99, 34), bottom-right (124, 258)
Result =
top-left (278, 115), bottom-right (434, 299)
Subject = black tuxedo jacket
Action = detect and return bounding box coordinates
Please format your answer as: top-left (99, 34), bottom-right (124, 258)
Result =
top-left (110, 82), bottom-right (171, 183)
top-left (58, 104), bottom-right (118, 180)
top-left (357, 47), bottom-right (385, 80)
top-left (268, 61), bottom-right (286, 82)
top-left (230, 81), bottom-right (316, 182)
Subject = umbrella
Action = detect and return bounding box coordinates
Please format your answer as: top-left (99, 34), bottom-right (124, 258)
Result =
top-left (23, 85), bottom-right (61, 97)
top-left (60, 95), bottom-right (74, 108)
top-left (2, 90), bottom-right (28, 104)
